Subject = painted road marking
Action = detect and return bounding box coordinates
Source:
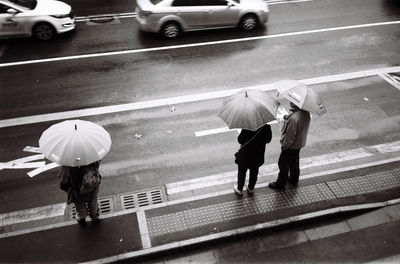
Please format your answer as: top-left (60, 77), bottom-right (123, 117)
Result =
top-left (1, 20), bottom-right (400, 68)
top-left (0, 154), bottom-right (45, 170)
top-left (0, 146), bottom-right (59, 177)
top-left (137, 210), bottom-right (152, 249)
top-left (195, 127), bottom-right (240, 137)
top-left (1, 66), bottom-right (400, 129)
top-left (0, 203), bottom-right (66, 227)
top-left (379, 73), bottom-right (400, 90)
top-left (166, 141), bottom-right (400, 194)
top-left (27, 163), bottom-right (59, 178)
top-left (23, 146), bottom-right (42, 153)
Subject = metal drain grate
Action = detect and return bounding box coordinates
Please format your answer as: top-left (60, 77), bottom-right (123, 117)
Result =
top-left (68, 197), bottom-right (114, 220)
top-left (120, 188), bottom-right (165, 210)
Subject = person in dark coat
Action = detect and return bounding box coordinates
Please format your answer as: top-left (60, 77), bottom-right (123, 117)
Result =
top-left (59, 161), bottom-right (101, 226)
top-left (234, 124), bottom-right (272, 195)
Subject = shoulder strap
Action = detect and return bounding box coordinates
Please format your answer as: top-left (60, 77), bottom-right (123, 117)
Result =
top-left (239, 127), bottom-right (263, 150)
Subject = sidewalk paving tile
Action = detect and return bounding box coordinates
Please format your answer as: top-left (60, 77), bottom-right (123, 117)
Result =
top-left (346, 208), bottom-right (392, 231)
top-left (383, 203), bottom-right (400, 221)
top-left (164, 250), bottom-right (217, 264)
top-left (304, 221), bottom-right (351, 240)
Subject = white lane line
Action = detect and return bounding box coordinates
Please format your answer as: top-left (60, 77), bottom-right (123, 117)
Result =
top-left (137, 210), bottom-right (152, 249)
top-left (1, 66), bottom-right (400, 129)
top-left (75, 13), bottom-right (136, 22)
top-left (195, 127), bottom-right (240, 137)
top-left (370, 141), bottom-right (400, 153)
top-left (166, 142), bottom-right (400, 194)
top-left (0, 203), bottom-right (66, 227)
top-left (1, 20), bottom-right (399, 68)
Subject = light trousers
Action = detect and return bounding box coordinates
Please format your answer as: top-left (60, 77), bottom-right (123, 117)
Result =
top-left (74, 186), bottom-right (99, 221)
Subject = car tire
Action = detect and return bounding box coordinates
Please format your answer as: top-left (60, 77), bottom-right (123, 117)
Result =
top-left (33, 23), bottom-right (56, 41)
top-left (161, 22), bottom-right (180, 39)
top-left (240, 14), bottom-right (258, 31)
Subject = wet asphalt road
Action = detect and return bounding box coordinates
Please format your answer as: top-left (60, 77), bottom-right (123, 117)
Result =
top-left (0, 0), bottom-right (400, 213)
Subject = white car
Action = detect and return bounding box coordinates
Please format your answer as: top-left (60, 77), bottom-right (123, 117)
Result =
top-left (0, 0), bottom-right (75, 40)
top-left (136, 0), bottom-right (269, 38)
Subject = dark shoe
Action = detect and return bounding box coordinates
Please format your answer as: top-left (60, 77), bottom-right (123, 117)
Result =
top-left (288, 180), bottom-right (298, 186)
top-left (77, 219), bottom-right (86, 227)
top-left (268, 182), bottom-right (285, 190)
top-left (91, 218), bottom-right (100, 224)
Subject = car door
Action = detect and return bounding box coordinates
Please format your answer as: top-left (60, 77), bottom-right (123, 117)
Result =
top-left (203, 0), bottom-right (239, 28)
top-left (0, 4), bottom-right (27, 37)
top-left (171, 0), bottom-right (207, 30)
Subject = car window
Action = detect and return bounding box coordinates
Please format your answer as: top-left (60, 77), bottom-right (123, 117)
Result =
top-left (0, 4), bottom-right (11, 13)
top-left (7, 0), bottom-right (36, 9)
top-left (172, 0), bottom-right (203, 6)
top-left (203, 0), bottom-right (227, 5)
top-left (150, 0), bottom-right (164, 4)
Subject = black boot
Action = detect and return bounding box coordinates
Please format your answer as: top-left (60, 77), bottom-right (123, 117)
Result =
top-left (77, 218), bottom-right (86, 227)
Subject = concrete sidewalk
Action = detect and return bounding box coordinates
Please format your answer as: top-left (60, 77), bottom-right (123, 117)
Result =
top-left (0, 160), bottom-right (400, 263)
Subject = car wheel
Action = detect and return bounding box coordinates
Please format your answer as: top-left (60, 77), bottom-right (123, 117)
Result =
top-left (33, 23), bottom-right (56, 41)
top-left (240, 14), bottom-right (258, 31)
top-left (161, 22), bottom-right (180, 39)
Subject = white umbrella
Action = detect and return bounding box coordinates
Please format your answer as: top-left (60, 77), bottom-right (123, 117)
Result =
top-left (273, 80), bottom-right (326, 116)
top-left (218, 89), bottom-right (279, 131)
top-left (39, 120), bottom-right (111, 167)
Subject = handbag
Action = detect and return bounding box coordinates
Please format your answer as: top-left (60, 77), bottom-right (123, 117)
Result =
top-left (79, 164), bottom-right (100, 195)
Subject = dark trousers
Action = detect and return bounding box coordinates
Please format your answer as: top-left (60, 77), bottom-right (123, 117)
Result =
top-left (237, 165), bottom-right (259, 191)
top-left (276, 149), bottom-right (300, 186)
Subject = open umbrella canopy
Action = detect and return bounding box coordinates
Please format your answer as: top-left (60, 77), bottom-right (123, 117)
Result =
top-left (39, 120), bottom-right (111, 167)
top-left (218, 89), bottom-right (279, 131)
top-left (273, 80), bottom-right (326, 116)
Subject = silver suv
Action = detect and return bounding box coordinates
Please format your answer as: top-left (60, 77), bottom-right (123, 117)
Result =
top-left (135, 0), bottom-right (269, 38)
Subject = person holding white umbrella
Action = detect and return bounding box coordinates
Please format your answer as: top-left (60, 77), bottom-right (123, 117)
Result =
top-left (218, 89), bottom-right (277, 195)
top-left (269, 102), bottom-right (310, 189)
top-left (39, 120), bottom-right (112, 226)
top-left (268, 80), bottom-right (325, 189)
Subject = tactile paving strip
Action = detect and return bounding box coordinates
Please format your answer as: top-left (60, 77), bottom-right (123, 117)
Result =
top-left (147, 193), bottom-right (291, 237)
top-left (284, 185), bottom-right (330, 206)
top-left (147, 168), bottom-right (400, 237)
top-left (327, 168), bottom-right (400, 198)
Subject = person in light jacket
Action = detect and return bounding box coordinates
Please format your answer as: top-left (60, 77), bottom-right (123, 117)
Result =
top-left (234, 124), bottom-right (272, 195)
top-left (269, 102), bottom-right (310, 189)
